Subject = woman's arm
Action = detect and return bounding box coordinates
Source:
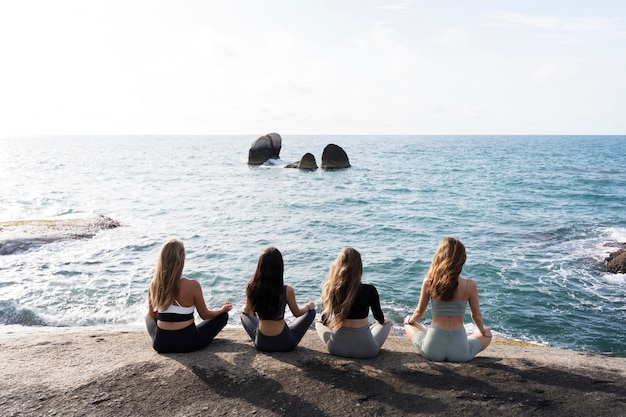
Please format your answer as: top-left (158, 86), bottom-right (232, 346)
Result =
top-left (467, 279), bottom-right (491, 336)
top-left (192, 280), bottom-right (233, 320)
top-left (405, 280), bottom-right (430, 325)
top-left (369, 285), bottom-right (386, 324)
top-left (241, 297), bottom-right (254, 316)
top-left (146, 290), bottom-right (157, 320)
top-left (286, 285), bottom-right (315, 317)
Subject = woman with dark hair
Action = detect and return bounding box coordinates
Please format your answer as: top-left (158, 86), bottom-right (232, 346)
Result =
top-left (316, 247), bottom-right (391, 358)
top-left (145, 238), bottom-right (232, 353)
top-left (241, 247), bottom-right (316, 352)
top-left (404, 237), bottom-right (492, 361)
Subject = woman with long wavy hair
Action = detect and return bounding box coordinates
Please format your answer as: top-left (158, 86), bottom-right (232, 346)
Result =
top-left (241, 247), bottom-right (316, 352)
top-left (404, 237), bottom-right (492, 361)
top-left (316, 247), bottom-right (391, 358)
top-left (145, 238), bottom-right (232, 353)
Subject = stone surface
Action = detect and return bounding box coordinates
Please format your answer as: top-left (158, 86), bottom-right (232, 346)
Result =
top-left (2, 328), bottom-right (626, 417)
top-left (0, 215), bottom-right (120, 255)
top-left (296, 152), bottom-right (318, 169)
top-left (247, 133), bottom-right (282, 165)
top-left (605, 249), bottom-right (626, 274)
top-left (321, 143), bottom-right (350, 169)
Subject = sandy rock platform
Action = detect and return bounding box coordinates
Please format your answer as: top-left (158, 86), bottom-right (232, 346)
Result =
top-left (1, 328), bottom-right (625, 416)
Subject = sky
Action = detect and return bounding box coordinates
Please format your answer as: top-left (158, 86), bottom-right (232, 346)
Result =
top-left (1, 0), bottom-right (625, 136)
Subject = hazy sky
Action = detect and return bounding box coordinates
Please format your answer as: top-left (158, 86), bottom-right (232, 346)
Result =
top-left (1, 0), bottom-right (625, 136)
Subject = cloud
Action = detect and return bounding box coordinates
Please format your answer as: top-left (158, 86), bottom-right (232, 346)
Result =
top-left (439, 27), bottom-right (470, 46)
top-left (375, 0), bottom-right (414, 11)
top-left (485, 11), bottom-right (621, 33)
top-left (533, 63), bottom-right (560, 82)
top-left (485, 12), bottom-right (560, 30)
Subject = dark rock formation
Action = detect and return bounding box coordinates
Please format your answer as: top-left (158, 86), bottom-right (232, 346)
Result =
top-left (605, 249), bottom-right (626, 274)
top-left (248, 133), bottom-right (282, 165)
top-left (321, 144), bottom-right (350, 170)
top-left (285, 153), bottom-right (318, 170)
top-left (298, 153), bottom-right (318, 169)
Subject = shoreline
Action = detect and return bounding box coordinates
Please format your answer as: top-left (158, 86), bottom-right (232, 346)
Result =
top-left (3, 322), bottom-right (621, 357)
top-left (2, 328), bottom-right (626, 416)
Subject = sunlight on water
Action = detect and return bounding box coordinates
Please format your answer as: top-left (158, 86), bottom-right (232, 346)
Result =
top-left (1, 135), bottom-right (625, 355)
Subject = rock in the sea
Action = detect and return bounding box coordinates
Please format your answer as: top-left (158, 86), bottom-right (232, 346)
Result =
top-left (284, 153), bottom-right (318, 170)
top-left (605, 249), bottom-right (626, 274)
top-left (0, 215), bottom-right (121, 255)
top-left (321, 144), bottom-right (350, 169)
top-left (248, 133), bottom-right (282, 165)
top-left (298, 153), bottom-right (318, 169)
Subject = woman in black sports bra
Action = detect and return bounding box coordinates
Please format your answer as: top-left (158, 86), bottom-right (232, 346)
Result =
top-left (145, 238), bottom-right (232, 353)
top-left (240, 247), bottom-right (316, 352)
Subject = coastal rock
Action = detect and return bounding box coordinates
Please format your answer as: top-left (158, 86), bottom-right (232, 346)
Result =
top-left (4, 328), bottom-right (626, 417)
top-left (285, 153), bottom-right (318, 170)
top-left (247, 133), bottom-right (282, 165)
top-left (321, 144), bottom-right (350, 169)
top-left (604, 242), bottom-right (626, 250)
top-left (605, 249), bottom-right (626, 274)
top-left (0, 215), bottom-right (120, 255)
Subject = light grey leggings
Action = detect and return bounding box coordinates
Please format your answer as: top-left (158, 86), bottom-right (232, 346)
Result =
top-left (315, 320), bottom-right (391, 359)
top-left (412, 324), bottom-right (482, 362)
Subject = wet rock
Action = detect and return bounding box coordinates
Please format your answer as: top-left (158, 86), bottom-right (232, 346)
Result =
top-left (248, 133), bottom-right (282, 165)
top-left (297, 153), bottom-right (318, 169)
top-left (0, 215), bottom-right (120, 255)
top-left (321, 144), bottom-right (350, 169)
top-left (285, 153), bottom-right (318, 170)
top-left (605, 249), bottom-right (626, 274)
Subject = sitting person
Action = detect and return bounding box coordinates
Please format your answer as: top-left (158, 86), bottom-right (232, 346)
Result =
top-left (316, 247), bottom-right (391, 358)
top-left (240, 247), bottom-right (316, 352)
top-left (404, 237), bottom-right (492, 361)
top-left (145, 238), bottom-right (232, 353)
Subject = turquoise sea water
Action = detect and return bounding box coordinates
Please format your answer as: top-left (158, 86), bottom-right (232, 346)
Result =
top-left (1, 135), bottom-right (625, 355)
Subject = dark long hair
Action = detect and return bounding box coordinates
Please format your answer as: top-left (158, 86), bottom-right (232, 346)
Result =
top-left (244, 247), bottom-right (284, 318)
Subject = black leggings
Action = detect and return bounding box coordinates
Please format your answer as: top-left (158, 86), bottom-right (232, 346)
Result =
top-left (145, 313), bottom-right (228, 353)
top-left (240, 309), bottom-right (316, 352)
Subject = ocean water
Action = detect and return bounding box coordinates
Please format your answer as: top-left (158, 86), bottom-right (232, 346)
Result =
top-left (1, 135), bottom-right (625, 355)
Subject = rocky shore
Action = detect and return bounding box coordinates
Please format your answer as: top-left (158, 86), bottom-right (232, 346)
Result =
top-left (1, 327), bottom-right (625, 416)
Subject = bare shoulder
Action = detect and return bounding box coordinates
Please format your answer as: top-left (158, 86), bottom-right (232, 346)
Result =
top-left (462, 277), bottom-right (478, 293)
top-left (180, 277), bottom-right (201, 290)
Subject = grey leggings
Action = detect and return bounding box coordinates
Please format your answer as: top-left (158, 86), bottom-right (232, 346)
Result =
top-left (240, 309), bottom-right (316, 352)
top-left (412, 324), bottom-right (481, 362)
top-left (315, 320), bottom-right (391, 359)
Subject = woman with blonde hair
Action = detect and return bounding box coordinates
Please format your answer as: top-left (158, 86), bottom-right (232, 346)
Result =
top-left (316, 247), bottom-right (391, 358)
top-left (404, 237), bottom-right (492, 361)
top-left (145, 238), bottom-right (232, 353)
top-left (241, 247), bottom-right (316, 352)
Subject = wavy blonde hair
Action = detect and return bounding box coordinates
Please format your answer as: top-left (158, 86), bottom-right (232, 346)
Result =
top-left (149, 238), bottom-right (186, 312)
top-left (425, 237), bottom-right (466, 301)
top-left (321, 247), bottom-right (363, 330)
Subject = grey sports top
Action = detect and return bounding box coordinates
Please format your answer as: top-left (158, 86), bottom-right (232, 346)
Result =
top-left (430, 279), bottom-right (468, 316)
top-left (431, 299), bottom-right (467, 316)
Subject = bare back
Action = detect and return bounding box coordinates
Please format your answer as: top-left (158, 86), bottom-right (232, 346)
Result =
top-left (430, 277), bottom-right (473, 330)
top-left (156, 278), bottom-right (202, 330)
